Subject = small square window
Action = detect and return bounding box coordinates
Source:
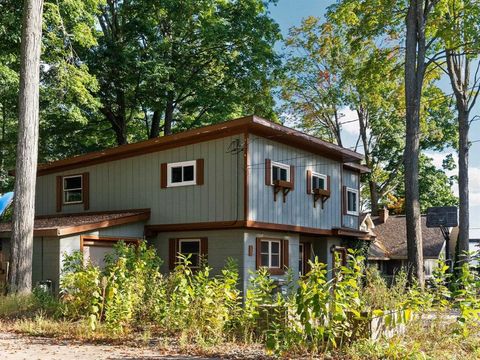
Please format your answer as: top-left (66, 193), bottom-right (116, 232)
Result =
top-left (167, 160), bottom-right (197, 187)
top-left (311, 171), bottom-right (327, 191)
top-left (271, 161), bottom-right (290, 184)
top-left (178, 239), bottom-right (201, 268)
top-left (63, 175), bottom-right (83, 204)
top-left (260, 239), bottom-right (282, 269)
top-left (346, 188), bottom-right (359, 215)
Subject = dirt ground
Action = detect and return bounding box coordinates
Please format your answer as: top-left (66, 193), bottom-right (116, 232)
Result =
top-left (0, 332), bottom-right (219, 360)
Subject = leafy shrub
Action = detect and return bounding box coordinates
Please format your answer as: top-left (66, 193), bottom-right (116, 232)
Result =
top-left (60, 251), bottom-right (103, 329)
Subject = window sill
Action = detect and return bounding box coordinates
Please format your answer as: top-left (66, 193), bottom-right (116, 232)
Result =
top-left (257, 267), bottom-right (286, 276)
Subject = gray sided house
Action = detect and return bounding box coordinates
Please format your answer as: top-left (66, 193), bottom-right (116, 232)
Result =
top-left (0, 116), bottom-right (371, 294)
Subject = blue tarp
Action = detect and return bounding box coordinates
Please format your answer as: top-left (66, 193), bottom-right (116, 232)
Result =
top-left (0, 192), bottom-right (14, 218)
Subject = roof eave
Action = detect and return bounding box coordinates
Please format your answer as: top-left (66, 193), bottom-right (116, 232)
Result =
top-left (9, 115), bottom-right (364, 177)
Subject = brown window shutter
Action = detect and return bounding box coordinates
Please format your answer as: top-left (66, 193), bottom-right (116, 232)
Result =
top-left (56, 176), bottom-right (62, 212)
top-left (265, 159), bottom-right (271, 186)
top-left (306, 170), bottom-right (312, 194)
top-left (283, 239), bottom-right (289, 268)
top-left (196, 159), bottom-right (204, 185)
top-left (289, 165), bottom-right (295, 190)
top-left (327, 175), bottom-right (331, 191)
top-left (342, 185), bottom-right (347, 215)
top-left (83, 172), bottom-right (90, 210)
top-left (200, 237), bottom-right (208, 256)
top-left (161, 163), bottom-right (168, 188)
top-left (169, 238), bottom-right (177, 270)
top-left (255, 238), bottom-right (262, 269)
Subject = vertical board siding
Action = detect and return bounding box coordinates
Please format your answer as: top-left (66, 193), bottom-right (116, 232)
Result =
top-left (153, 229), bottom-right (245, 280)
top-left (243, 230), bottom-right (300, 294)
top-left (35, 136), bottom-right (244, 224)
top-left (342, 169), bottom-right (360, 229)
top-left (247, 134), bottom-right (343, 230)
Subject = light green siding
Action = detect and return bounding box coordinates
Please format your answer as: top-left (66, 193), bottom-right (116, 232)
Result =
top-left (35, 135), bottom-right (245, 225)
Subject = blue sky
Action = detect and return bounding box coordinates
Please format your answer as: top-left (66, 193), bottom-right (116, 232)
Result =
top-left (268, 0), bottom-right (480, 235)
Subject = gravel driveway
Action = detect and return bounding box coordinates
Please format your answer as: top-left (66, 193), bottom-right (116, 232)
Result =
top-left (0, 332), bottom-right (218, 360)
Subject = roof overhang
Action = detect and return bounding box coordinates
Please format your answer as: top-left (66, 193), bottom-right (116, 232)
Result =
top-left (0, 209), bottom-right (150, 237)
top-left (10, 116), bottom-right (364, 177)
top-left (332, 227), bottom-right (374, 240)
top-left (145, 220), bottom-right (373, 240)
top-left (343, 162), bottom-right (371, 173)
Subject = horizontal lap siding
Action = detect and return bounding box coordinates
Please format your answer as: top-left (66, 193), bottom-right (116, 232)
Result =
top-left (342, 169), bottom-right (359, 229)
top-left (248, 134), bottom-right (342, 229)
top-left (35, 136), bottom-right (244, 224)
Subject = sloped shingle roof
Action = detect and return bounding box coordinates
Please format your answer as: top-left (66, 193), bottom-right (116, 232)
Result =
top-left (368, 215), bottom-right (445, 260)
top-left (0, 209), bottom-right (150, 237)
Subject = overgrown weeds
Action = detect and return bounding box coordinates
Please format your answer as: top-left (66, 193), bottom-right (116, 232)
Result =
top-left (2, 243), bottom-right (480, 359)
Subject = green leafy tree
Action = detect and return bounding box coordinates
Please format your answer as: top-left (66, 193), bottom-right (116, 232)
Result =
top-left (0, 0), bottom-right (108, 192)
top-left (281, 12), bottom-right (457, 217)
top-left (387, 155), bottom-right (458, 213)
top-left (437, 0), bottom-right (480, 260)
top-left (88, 0), bottom-right (282, 144)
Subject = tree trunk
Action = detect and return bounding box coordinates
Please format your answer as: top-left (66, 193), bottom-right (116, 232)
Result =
top-left (369, 180), bottom-right (379, 215)
top-left (457, 107), bottom-right (469, 260)
top-left (101, 107), bottom-right (127, 145)
top-left (8, 0), bottom-right (44, 294)
top-left (149, 110), bottom-right (161, 138)
top-left (164, 93), bottom-right (174, 136)
top-left (445, 50), bottom-right (474, 264)
top-left (357, 106), bottom-right (379, 214)
top-left (404, 0), bottom-right (425, 288)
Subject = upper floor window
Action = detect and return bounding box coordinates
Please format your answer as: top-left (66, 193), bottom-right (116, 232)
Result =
top-left (271, 161), bottom-right (291, 184)
top-left (63, 175), bottom-right (83, 204)
top-left (346, 187), bottom-right (359, 215)
top-left (161, 159), bottom-right (204, 188)
top-left (57, 172), bottom-right (89, 211)
top-left (168, 160), bottom-right (196, 187)
top-left (311, 171), bottom-right (327, 191)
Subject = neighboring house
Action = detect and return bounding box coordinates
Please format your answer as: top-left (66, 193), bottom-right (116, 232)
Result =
top-left (364, 209), bottom-right (455, 278)
top-left (0, 115), bottom-right (371, 293)
top-left (469, 238), bottom-right (480, 268)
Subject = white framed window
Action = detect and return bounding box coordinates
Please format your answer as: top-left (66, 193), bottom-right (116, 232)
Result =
top-left (260, 239), bottom-right (281, 268)
top-left (178, 238), bottom-right (201, 268)
top-left (167, 160), bottom-right (196, 187)
top-left (63, 175), bottom-right (83, 204)
top-left (346, 187), bottom-right (359, 215)
top-left (271, 161), bottom-right (291, 184)
top-left (310, 171), bottom-right (328, 191)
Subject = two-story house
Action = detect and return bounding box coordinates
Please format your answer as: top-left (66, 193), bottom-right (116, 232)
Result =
top-left (0, 116), bottom-right (371, 293)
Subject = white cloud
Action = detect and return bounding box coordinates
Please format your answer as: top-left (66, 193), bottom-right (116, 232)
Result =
top-left (339, 108), bottom-right (360, 136)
